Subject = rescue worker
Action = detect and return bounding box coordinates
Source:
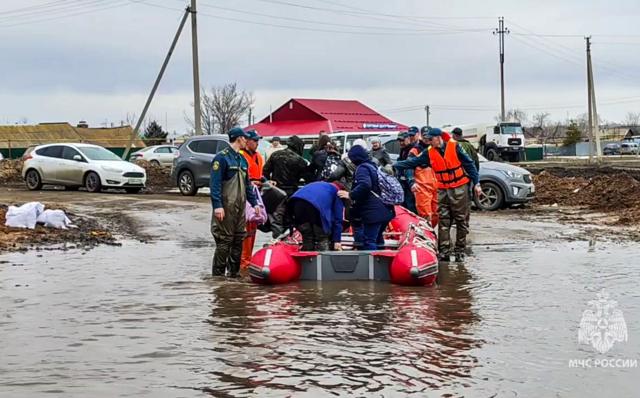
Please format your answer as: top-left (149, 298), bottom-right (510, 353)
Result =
top-left (452, 127), bottom-right (479, 171)
top-left (451, 127), bottom-right (480, 225)
top-left (408, 126), bottom-right (421, 145)
top-left (210, 127), bottom-right (259, 277)
top-left (239, 130), bottom-right (265, 272)
top-left (397, 132), bottom-right (417, 213)
top-left (370, 137), bottom-right (392, 168)
top-left (394, 128), bottom-right (481, 263)
top-left (409, 126), bottom-right (439, 227)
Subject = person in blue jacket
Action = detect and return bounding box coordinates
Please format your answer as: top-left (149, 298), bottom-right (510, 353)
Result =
top-left (288, 181), bottom-right (346, 251)
top-left (338, 144), bottom-right (395, 250)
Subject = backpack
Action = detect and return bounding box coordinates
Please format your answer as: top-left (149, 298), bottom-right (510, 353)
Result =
top-left (363, 163), bottom-right (404, 206)
top-left (320, 153), bottom-right (341, 180)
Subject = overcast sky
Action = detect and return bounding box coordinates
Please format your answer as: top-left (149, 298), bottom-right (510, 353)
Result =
top-left (2, 0), bottom-right (640, 133)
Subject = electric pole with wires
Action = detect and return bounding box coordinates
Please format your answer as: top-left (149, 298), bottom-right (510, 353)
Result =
top-left (493, 17), bottom-right (509, 121)
top-left (191, 0), bottom-right (202, 135)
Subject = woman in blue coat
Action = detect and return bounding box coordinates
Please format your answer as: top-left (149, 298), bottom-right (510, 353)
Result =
top-left (338, 145), bottom-right (394, 250)
top-left (288, 181), bottom-right (346, 251)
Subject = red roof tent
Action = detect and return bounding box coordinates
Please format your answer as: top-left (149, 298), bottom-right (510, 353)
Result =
top-left (246, 98), bottom-right (407, 137)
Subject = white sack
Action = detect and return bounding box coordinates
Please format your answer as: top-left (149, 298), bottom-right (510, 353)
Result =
top-left (4, 202), bottom-right (45, 229)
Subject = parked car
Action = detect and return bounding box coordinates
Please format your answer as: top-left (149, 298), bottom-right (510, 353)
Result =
top-left (22, 143), bottom-right (146, 193)
top-left (129, 145), bottom-right (178, 166)
top-left (377, 136), bottom-right (535, 210)
top-left (620, 142), bottom-right (640, 155)
top-left (171, 135), bottom-right (230, 195)
top-left (603, 143), bottom-right (621, 156)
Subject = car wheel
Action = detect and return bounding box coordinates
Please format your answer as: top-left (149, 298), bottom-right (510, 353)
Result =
top-left (25, 169), bottom-right (43, 191)
top-left (125, 188), bottom-right (142, 194)
top-left (150, 160), bottom-right (161, 167)
top-left (84, 171), bottom-right (102, 193)
top-left (178, 170), bottom-right (198, 196)
top-left (473, 181), bottom-right (504, 211)
top-left (485, 148), bottom-right (500, 161)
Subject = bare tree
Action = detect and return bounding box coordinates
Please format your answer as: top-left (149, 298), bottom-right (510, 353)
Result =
top-left (532, 112), bottom-right (550, 129)
top-left (624, 111), bottom-right (640, 126)
top-left (185, 83), bottom-right (254, 135)
top-left (495, 109), bottom-right (528, 124)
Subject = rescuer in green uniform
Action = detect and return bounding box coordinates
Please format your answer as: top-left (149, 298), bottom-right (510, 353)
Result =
top-left (210, 127), bottom-right (259, 277)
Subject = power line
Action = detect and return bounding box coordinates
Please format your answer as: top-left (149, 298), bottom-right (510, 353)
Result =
top-left (0, 0), bottom-right (138, 27)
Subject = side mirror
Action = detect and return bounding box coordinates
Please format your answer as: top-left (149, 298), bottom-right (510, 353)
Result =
top-left (493, 126), bottom-right (500, 135)
top-left (73, 155), bottom-right (83, 162)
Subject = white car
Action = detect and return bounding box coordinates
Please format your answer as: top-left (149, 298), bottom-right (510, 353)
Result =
top-left (129, 145), bottom-right (177, 166)
top-left (22, 143), bottom-right (147, 193)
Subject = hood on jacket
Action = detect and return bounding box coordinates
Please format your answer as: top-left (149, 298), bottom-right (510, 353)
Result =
top-left (286, 136), bottom-right (304, 156)
top-left (347, 144), bottom-right (369, 165)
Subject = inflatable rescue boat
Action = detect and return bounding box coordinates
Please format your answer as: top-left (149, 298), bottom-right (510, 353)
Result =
top-left (249, 206), bottom-right (439, 286)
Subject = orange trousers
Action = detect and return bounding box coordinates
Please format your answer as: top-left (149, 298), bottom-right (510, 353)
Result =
top-left (241, 222), bottom-right (258, 271)
top-left (415, 187), bottom-right (439, 227)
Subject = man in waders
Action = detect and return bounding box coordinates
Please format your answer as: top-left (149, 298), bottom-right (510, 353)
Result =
top-left (394, 128), bottom-right (481, 263)
top-left (210, 127), bottom-right (259, 277)
top-left (239, 130), bottom-right (265, 273)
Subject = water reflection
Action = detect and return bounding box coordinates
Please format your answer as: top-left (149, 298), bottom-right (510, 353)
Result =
top-left (203, 268), bottom-right (481, 396)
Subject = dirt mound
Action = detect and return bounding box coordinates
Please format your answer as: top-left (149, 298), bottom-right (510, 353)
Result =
top-left (0, 160), bottom-right (24, 185)
top-left (0, 204), bottom-right (119, 253)
top-left (533, 170), bottom-right (640, 226)
top-left (533, 171), bottom-right (589, 205)
top-left (135, 160), bottom-right (173, 191)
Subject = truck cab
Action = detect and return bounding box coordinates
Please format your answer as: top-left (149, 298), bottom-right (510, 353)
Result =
top-left (444, 122), bottom-right (526, 162)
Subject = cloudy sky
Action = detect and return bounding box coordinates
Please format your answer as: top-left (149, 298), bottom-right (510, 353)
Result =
top-left (2, 0), bottom-right (640, 133)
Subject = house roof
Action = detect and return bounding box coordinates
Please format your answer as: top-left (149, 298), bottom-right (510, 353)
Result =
top-left (246, 98), bottom-right (407, 137)
top-left (0, 123), bottom-right (145, 149)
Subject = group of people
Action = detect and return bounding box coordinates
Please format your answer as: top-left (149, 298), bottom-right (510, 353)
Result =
top-left (209, 125), bottom-right (481, 278)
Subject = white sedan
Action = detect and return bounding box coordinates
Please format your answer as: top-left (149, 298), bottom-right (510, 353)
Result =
top-left (129, 145), bottom-right (177, 166)
top-left (22, 143), bottom-right (146, 193)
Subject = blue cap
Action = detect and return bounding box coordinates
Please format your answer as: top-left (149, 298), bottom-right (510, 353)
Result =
top-left (246, 129), bottom-right (262, 141)
top-left (407, 126), bottom-right (419, 136)
top-left (427, 127), bottom-right (443, 138)
top-left (228, 127), bottom-right (250, 139)
top-left (420, 125), bottom-right (431, 134)
top-left (397, 132), bottom-right (408, 140)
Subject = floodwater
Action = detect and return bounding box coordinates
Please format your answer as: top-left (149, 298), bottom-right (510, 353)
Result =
top-left (1, 208), bottom-right (639, 397)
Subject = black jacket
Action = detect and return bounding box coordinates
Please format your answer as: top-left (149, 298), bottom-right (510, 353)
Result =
top-left (371, 147), bottom-right (392, 167)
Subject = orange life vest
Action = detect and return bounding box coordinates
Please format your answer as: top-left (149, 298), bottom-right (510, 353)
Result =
top-left (428, 140), bottom-right (470, 189)
top-left (240, 150), bottom-right (264, 182)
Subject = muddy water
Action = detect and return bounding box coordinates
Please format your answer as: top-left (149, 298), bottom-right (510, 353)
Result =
top-left (1, 212), bottom-right (639, 397)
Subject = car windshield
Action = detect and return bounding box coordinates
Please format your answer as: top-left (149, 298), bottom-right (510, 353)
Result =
top-left (79, 147), bottom-right (122, 161)
top-left (501, 125), bottom-right (524, 135)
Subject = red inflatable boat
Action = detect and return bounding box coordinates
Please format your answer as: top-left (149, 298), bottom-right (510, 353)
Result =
top-left (249, 206), bottom-right (439, 286)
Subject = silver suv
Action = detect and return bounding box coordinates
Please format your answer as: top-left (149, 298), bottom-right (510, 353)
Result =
top-left (171, 135), bottom-right (229, 195)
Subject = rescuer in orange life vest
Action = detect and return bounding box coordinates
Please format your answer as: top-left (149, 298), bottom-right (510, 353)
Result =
top-left (408, 126), bottom-right (439, 227)
top-left (239, 129), bottom-right (266, 272)
top-left (394, 128), bottom-right (481, 263)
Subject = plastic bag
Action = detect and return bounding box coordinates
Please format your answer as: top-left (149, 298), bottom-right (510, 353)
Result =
top-left (245, 185), bottom-right (268, 224)
top-left (37, 209), bottom-right (73, 229)
top-left (4, 201), bottom-right (45, 229)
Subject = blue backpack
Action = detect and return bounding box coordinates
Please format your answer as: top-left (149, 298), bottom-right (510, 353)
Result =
top-left (362, 163), bottom-right (404, 206)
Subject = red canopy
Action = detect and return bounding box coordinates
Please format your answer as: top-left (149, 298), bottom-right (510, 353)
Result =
top-left (246, 98), bottom-right (407, 137)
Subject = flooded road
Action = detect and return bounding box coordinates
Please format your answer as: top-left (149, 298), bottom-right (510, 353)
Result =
top-left (1, 199), bottom-right (639, 397)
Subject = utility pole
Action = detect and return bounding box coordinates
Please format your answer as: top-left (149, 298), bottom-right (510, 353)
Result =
top-left (586, 36), bottom-right (593, 163)
top-left (122, 7), bottom-right (190, 159)
top-left (424, 105), bottom-right (430, 127)
top-left (493, 17), bottom-right (509, 121)
top-left (191, 0), bottom-right (202, 135)
top-left (587, 39), bottom-right (602, 160)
